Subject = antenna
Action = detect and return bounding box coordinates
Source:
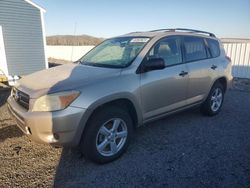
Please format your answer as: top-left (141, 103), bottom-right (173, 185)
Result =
top-left (70, 22), bottom-right (77, 62)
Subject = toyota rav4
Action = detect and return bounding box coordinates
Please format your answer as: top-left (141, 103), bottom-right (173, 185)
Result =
top-left (8, 28), bottom-right (232, 163)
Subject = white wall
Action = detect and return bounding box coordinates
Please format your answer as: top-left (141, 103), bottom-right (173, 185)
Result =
top-left (46, 45), bottom-right (94, 62)
top-left (222, 39), bottom-right (250, 79)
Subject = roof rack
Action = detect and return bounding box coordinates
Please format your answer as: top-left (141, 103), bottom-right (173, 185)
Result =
top-left (149, 28), bottom-right (216, 37)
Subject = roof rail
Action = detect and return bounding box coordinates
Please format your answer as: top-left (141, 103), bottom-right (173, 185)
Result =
top-left (150, 29), bottom-right (176, 32)
top-left (149, 28), bottom-right (216, 37)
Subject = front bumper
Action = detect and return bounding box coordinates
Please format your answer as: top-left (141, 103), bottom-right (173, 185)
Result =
top-left (7, 96), bottom-right (88, 147)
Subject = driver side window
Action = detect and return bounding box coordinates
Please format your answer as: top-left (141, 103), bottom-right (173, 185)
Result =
top-left (148, 37), bottom-right (183, 66)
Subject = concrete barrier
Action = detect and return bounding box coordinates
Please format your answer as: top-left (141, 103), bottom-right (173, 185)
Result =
top-left (46, 45), bottom-right (94, 62)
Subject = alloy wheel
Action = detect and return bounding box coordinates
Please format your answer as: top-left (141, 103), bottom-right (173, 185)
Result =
top-left (96, 118), bottom-right (128, 157)
top-left (210, 88), bottom-right (223, 112)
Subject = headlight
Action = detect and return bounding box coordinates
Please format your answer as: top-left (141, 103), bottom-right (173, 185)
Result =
top-left (32, 91), bottom-right (80, 112)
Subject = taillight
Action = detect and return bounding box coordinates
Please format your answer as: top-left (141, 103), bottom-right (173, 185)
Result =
top-left (226, 56), bottom-right (231, 62)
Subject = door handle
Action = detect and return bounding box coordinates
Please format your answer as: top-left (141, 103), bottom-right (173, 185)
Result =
top-left (211, 65), bottom-right (217, 70)
top-left (179, 71), bottom-right (188, 77)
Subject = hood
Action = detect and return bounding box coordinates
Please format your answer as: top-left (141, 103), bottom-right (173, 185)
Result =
top-left (16, 63), bottom-right (121, 98)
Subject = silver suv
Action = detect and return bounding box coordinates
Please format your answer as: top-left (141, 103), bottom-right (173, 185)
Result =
top-left (8, 28), bottom-right (232, 163)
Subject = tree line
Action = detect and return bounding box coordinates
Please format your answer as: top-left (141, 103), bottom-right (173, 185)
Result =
top-left (46, 35), bottom-right (104, 46)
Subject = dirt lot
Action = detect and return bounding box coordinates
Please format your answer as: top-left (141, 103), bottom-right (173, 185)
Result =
top-left (0, 83), bottom-right (250, 187)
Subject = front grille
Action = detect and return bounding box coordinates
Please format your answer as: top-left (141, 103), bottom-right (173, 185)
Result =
top-left (12, 88), bottom-right (30, 110)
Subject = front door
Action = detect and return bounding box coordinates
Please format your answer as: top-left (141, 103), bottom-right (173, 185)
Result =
top-left (140, 36), bottom-right (189, 120)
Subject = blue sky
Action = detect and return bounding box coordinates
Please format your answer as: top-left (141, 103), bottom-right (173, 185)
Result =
top-left (33, 0), bottom-right (250, 38)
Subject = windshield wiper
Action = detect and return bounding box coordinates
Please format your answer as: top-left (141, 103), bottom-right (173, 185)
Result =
top-left (81, 62), bottom-right (124, 69)
top-left (73, 60), bottom-right (81, 64)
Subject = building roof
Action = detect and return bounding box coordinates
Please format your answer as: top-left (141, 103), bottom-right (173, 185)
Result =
top-left (24, 0), bottom-right (46, 12)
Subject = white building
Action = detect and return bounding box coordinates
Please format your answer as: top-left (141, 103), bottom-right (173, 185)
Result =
top-left (0, 0), bottom-right (47, 81)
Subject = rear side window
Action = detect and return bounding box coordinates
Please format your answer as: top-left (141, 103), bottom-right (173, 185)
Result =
top-left (183, 37), bottom-right (207, 62)
top-left (207, 39), bottom-right (220, 58)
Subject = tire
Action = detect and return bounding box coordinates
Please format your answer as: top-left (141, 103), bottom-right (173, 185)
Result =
top-left (80, 106), bottom-right (133, 164)
top-left (201, 82), bottom-right (225, 116)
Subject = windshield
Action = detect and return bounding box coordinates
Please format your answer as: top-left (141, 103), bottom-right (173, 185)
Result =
top-left (80, 37), bottom-right (150, 68)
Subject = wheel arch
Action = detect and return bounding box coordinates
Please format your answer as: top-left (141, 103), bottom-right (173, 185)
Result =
top-left (213, 76), bottom-right (227, 92)
top-left (201, 76), bottom-right (227, 116)
top-left (202, 76), bottom-right (228, 104)
top-left (87, 97), bottom-right (141, 128)
top-left (76, 94), bottom-right (142, 143)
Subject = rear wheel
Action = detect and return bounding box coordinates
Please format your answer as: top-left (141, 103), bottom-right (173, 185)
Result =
top-left (201, 82), bottom-right (225, 116)
top-left (80, 106), bottom-right (133, 164)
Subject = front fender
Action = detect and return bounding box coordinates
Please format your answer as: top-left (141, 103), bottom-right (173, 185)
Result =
top-left (86, 92), bottom-right (143, 126)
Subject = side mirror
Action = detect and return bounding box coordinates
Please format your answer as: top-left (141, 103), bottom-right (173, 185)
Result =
top-left (143, 58), bottom-right (165, 72)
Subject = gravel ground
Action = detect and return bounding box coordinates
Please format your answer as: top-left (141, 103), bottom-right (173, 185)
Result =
top-left (232, 78), bottom-right (250, 92)
top-left (0, 86), bottom-right (250, 187)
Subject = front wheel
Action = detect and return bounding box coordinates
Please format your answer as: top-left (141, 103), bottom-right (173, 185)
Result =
top-left (201, 82), bottom-right (225, 116)
top-left (80, 106), bottom-right (133, 164)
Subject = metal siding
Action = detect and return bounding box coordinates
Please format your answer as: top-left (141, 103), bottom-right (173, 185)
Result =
top-left (0, 26), bottom-right (8, 75)
top-left (0, 0), bottom-right (46, 76)
top-left (223, 40), bottom-right (250, 78)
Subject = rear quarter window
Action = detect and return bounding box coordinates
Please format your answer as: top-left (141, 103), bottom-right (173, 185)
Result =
top-left (183, 36), bottom-right (207, 62)
top-left (206, 38), bottom-right (220, 58)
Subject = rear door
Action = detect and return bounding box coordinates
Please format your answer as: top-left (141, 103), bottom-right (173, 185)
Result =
top-left (205, 38), bottom-right (223, 78)
top-left (183, 36), bottom-right (213, 104)
top-left (140, 36), bottom-right (189, 120)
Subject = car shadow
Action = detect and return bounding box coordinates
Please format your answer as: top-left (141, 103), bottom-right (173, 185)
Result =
top-left (0, 87), bottom-right (23, 142)
top-left (0, 87), bottom-right (11, 107)
top-left (52, 108), bottom-right (204, 187)
top-left (0, 123), bottom-right (23, 142)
